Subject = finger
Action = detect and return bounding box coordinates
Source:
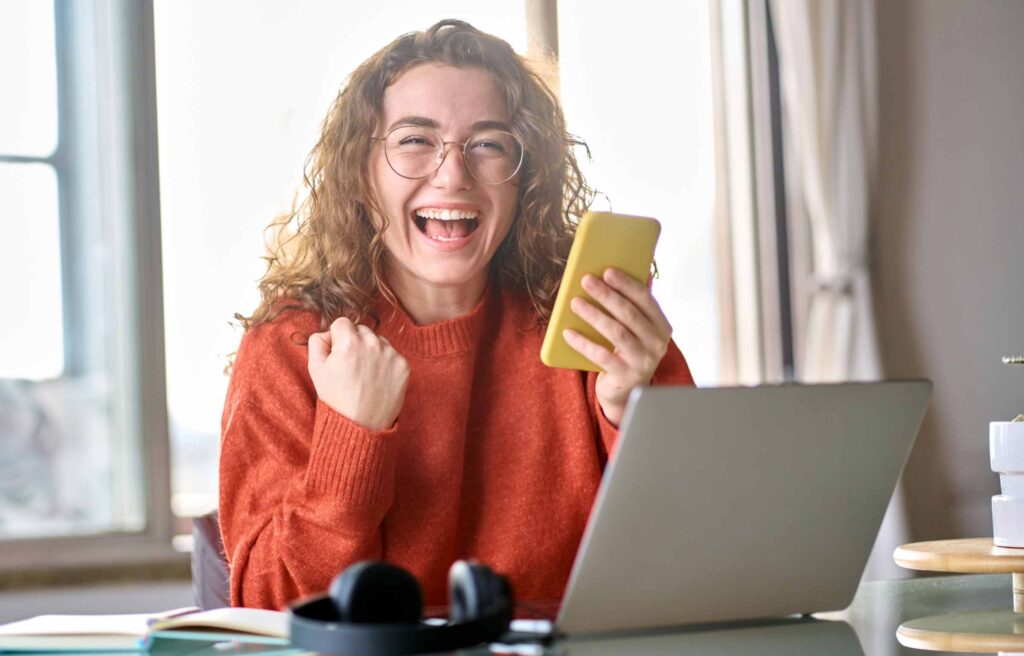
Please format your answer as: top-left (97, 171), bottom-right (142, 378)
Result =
top-left (569, 296), bottom-right (647, 367)
top-left (378, 335), bottom-right (399, 354)
top-left (307, 332), bottom-right (331, 363)
top-left (329, 316), bottom-right (358, 346)
top-left (600, 268), bottom-right (673, 338)
top-left (355, 324), bottom-right (378, 346)
top-left (563, 328), bottom-right (630, 376)
top-left (602, 268), bottom-right (673, 335)
top-left (359, 324), bottom-right (388, 352)
top-left (581, 274), bottom-right (667, 348)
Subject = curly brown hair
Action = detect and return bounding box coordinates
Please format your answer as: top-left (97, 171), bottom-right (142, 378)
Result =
top-left (238, 19), bottom-right (594, 330)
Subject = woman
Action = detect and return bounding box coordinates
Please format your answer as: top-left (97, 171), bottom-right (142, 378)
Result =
top-left (220, 19), bottom-right (694, 610)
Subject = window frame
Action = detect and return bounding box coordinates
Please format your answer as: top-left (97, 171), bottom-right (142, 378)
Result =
top-left (0, 0), bottom-right (178, 573)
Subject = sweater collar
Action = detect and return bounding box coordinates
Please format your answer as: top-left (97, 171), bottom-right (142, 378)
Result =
top-left (376, 281), bottom-right (496, 358)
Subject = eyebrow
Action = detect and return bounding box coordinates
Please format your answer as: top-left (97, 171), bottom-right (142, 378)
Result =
top-left (386, 116), bottom-right (513, 134)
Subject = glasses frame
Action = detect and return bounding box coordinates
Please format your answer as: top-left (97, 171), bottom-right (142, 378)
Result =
top-left (371, 125), bottom-right (525, 186)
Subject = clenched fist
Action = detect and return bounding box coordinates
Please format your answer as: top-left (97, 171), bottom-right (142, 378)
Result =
top-left (307, 318), bottom-right (410, 430)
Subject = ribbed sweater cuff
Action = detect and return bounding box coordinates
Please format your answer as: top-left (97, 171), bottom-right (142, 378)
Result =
top-left (586, 372), bottom-right (621, 459)
top-left (596, 403), bottom-right (620, 458)
top-left (305, 399), bottom-right (401, 508)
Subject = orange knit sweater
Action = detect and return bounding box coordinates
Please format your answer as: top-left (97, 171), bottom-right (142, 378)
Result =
top-left (219, 284), bottom-right (694, 610)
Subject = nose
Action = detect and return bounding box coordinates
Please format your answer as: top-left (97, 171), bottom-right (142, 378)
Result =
top-left (430, 142), bottom-right (474, 190)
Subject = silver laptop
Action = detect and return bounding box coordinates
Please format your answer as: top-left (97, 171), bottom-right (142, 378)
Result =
top-left (555, 381), bottom-right (931, 635)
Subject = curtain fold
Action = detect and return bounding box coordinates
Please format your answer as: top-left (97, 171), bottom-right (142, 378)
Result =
top-left (771, 0), bottom-right (880, 383)
top-left (769, 0), bottom-right (905, 581)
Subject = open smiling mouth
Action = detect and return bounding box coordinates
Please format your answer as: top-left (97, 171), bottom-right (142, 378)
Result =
top-left (413, 209), bottom-right (480, 242)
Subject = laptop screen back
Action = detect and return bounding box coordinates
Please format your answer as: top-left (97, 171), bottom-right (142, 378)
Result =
top-left (557, 381), bottom-right (931, 634)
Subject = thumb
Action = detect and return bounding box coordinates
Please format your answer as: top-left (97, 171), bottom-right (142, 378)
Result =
top-left (307, 331), bottom-right (331, 364)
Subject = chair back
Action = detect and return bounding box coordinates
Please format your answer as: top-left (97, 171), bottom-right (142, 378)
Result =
top-left (191, 509), bottom-right (230, 609)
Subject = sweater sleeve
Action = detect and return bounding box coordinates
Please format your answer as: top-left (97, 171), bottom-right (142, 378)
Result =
top-left (218, 313), bottom-right (401, 609)
top-left (588, 337), bottom-right (696, 462)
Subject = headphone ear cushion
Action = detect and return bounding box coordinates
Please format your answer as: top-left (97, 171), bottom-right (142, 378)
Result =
top-left (329, 561), bottom-right (423, 624)
top-left (448, 560), bottom-right (509, 624)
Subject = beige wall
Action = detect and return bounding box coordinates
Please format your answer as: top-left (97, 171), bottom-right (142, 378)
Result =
top-left (875, 0), bottom-right (1024, 541)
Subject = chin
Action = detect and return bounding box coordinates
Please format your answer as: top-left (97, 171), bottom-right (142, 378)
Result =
top-left (416, 264), bottom-right (489, 288)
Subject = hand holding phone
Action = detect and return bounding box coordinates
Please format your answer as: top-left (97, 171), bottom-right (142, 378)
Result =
top-left (540, 212), bottom-right (674, 426)
top-left (540, 212), bottom-right (662, 372)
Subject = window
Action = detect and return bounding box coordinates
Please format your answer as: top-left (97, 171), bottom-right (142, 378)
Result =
top-left (557, 0), bottom-right (719, 385)
top-left (0, 2), bottom-right (61, 382)
top-left (1, 0), bottom-right (174, 569)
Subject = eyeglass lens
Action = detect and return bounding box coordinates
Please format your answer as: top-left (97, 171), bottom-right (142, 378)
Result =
top-left (383, 126), bottom-right (523, 184)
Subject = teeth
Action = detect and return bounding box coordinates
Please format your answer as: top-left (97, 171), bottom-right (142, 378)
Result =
top-left (415, 208), bottom-right (480, 221)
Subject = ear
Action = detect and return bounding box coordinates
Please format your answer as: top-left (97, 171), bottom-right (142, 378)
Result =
top-left (329, 561), bottom-right (422, 624)
top-left (448, 560), bottom-right (510, 624)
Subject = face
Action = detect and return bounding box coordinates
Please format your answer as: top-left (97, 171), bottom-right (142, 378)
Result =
top-left (369, 64), bottom-right (520, 295)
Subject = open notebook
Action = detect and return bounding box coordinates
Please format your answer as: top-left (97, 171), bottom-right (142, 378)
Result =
top-left (0, 607), bottom-right (290, 652)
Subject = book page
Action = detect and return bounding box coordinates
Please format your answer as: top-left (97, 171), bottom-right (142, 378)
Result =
top-left (0, 608), bottom-right (197, 638)
top-left (150, 608), bottom-right (288, 638)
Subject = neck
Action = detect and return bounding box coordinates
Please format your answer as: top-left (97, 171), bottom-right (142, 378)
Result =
top-left (386, 269), bottom-right (490, 325)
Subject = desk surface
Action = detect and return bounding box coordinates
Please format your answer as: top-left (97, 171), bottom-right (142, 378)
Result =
top-left (7, 574), bottom-right (1010, 656)
top-left (481, 573), bottom-right (1013, 656)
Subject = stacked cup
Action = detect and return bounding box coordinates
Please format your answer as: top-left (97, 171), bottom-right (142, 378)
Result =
top-left (992, 422), bottom-right (1024, 547)
top-left (992, 356), bottom-right (1024, 548)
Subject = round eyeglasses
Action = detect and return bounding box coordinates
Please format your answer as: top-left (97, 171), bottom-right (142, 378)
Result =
top-left (371, 125), bottom-right (525, 185)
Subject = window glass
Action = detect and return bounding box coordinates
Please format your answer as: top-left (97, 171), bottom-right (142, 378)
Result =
top-left (0, 152), bottom-right (128, 533)
top-left (0, 163), bottom-right (64, 380)
top-left (0, 0), bottom-right (58, 156)
top-left (558, 0), bottom-right (719, 385)
top-left (154, 1), bottom-right (528, 522)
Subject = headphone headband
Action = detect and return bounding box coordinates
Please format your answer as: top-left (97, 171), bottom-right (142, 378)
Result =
top-left (289, 591), bottom-right (513, 655)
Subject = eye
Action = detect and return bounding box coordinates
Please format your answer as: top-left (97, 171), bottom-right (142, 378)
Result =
top-left (470, 139), bottom-right (507, 154)
top-left (396, 134), bottom-right (436, 148)
top-left (387, 125), bottom-right (439, 152)
top-left (468, 132), bottom-right (518, 157)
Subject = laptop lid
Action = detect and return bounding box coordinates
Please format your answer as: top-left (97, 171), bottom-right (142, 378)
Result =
top-left (557, 381), bottom-right (931, 635)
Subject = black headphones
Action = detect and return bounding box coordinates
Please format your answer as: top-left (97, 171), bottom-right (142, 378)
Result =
top-left (289, 559), bottom-right (513, 655)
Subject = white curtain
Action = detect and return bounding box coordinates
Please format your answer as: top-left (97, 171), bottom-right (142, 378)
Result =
top-left (769, 0), bottom-right (907, 581)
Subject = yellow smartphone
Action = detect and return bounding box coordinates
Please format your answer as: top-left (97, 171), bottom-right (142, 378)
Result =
top-left (540, 211), bottom-right (661, 372)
